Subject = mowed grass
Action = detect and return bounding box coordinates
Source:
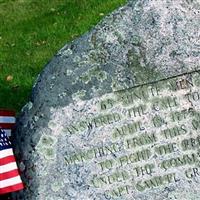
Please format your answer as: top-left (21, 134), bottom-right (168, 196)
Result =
top-left (0, 0), bottom-right (126, 113)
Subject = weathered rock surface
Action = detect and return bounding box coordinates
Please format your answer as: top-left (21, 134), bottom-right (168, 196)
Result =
top-left (13, 0), bottom-right (200, 199)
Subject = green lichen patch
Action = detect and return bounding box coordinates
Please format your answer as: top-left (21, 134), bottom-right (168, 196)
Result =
top-left (40, 135), bottom-right (56, 146)
top-left (79, 66), bottom-right (108, 84)
top-left (43, 147), bottom-right (56, 160)
top-left (127, 49), bottom-right (164, 84)
top-left (72, 90), bottom-right (87, 100)
top-left (192, 72), bottom-right (200, 87)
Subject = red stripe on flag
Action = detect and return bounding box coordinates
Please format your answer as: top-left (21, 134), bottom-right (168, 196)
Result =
top-left (0, 110), bottom-right (15, 117)
top-left (0, 169), bottom-right (20, 181)
top-left (0, 182), bottom-right (24, 194)
top-left (0, 155), bottom-right (16, 165)
top-left (0, 123), bottom-right (15, 129)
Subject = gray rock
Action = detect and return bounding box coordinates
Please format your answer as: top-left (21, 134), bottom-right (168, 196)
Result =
top-left (12, 0), bottom-right (200, 199)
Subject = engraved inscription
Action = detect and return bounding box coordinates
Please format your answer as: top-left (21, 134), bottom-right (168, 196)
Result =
top-left (59, 72), bottom-right (200, 198)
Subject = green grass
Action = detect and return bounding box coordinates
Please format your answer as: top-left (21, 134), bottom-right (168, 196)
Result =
top-left (0, 0), bottom-right (126, 113)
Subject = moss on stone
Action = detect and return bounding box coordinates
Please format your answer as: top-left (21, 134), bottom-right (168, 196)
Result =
top-left (127, 49), bottom-right (164, 84)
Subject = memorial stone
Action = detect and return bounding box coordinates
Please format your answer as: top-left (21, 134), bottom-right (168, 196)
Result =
top-left (13, 0), bottom-right (200, 199)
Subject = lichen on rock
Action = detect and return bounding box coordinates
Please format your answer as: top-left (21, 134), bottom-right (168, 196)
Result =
top-left (13, 0), bottom-right (200, 199)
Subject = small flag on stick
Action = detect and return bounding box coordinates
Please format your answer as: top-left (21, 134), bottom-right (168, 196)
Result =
top-left (0, 110), bottom-right (24, 195)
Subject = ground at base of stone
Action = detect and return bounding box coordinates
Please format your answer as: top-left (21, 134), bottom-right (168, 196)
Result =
top-left (1, 194), bottom-right (11, 200)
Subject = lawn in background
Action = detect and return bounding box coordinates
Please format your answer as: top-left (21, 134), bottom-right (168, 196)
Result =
top-left (0, 0), bottom-right (126, 113)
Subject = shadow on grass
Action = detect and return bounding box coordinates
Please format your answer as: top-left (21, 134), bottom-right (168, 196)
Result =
top-left (0, 79), bottom-right (32, 114)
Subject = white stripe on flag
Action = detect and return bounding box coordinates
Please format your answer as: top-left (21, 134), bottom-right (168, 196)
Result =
top-left (0, 162), bottom-right (18, 174)
top-left (0, 148), bottom-right (13, 159)
top-left (0, 116), bottom-right (15, 124)
top-left (0, 176), bottom-right (22, 188)
top-left (3, 129), bottom-right (12, 137)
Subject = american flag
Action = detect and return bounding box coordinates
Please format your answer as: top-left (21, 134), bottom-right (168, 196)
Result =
top-left (0, 110), bottom-right (16, 137)
top-left (0, 128), bottom-right (24, 194)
